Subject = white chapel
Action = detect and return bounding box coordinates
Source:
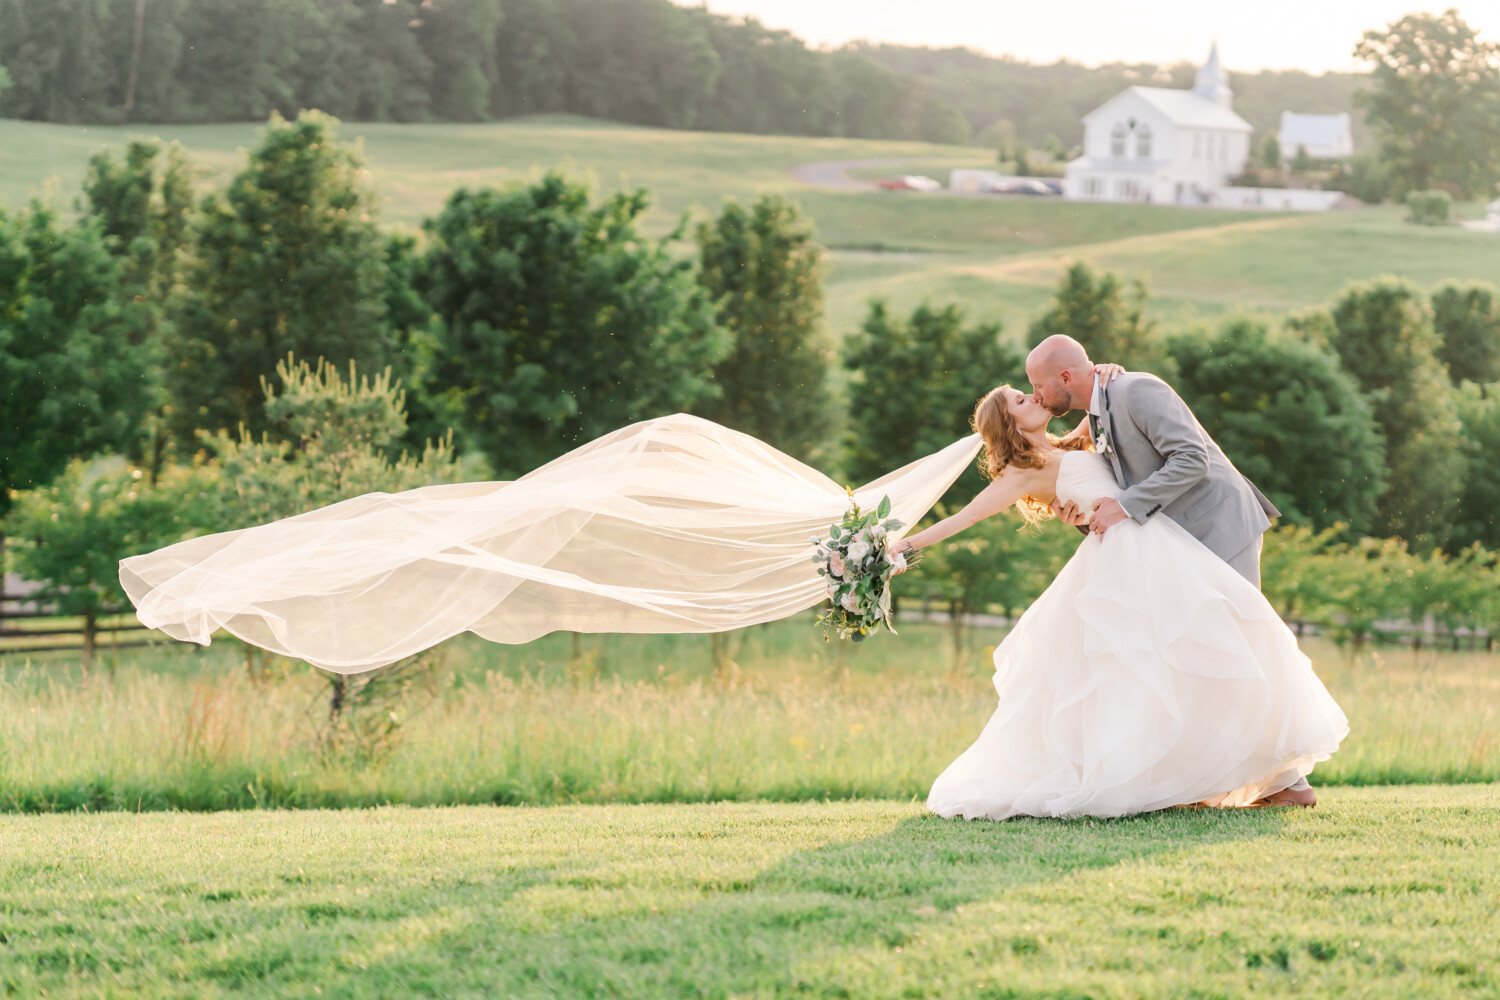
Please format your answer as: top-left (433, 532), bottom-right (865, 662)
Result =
top-left (1063, 44), bottom-right (1254, 204)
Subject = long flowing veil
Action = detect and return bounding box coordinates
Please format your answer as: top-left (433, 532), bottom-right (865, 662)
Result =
top-left (120, 414), bottom-right (983, 674)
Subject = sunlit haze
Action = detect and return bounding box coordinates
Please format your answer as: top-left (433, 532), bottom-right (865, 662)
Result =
top-left (679, 1), bottom-right (1499, 73)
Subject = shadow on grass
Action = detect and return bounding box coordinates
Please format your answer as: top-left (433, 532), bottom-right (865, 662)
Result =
top-left (356, 806), bottom-right (1291, 998)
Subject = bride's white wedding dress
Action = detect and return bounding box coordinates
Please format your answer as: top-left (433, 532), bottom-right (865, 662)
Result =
top-left (926, 450), bottom-right (1349, 820)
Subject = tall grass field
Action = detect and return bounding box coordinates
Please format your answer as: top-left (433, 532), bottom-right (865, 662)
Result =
top-left (3, 620), bottom-right (1496, 813)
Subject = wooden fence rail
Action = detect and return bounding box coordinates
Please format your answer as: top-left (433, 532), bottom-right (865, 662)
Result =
top-left (0, 592), bottom-right (158, 655)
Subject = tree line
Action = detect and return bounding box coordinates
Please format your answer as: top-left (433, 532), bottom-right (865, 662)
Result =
top-left (7, 4), bottom-right (1499, 205)
top-left (0, 0), bottom-right (965, 143)
top-left (4, 112), bottom-right (1500, 663)
top-left (0, 0), bottom-right (1376, 149)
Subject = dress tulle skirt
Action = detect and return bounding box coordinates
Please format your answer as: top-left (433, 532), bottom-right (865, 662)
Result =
top-left (926, 516), bottom-right (1349, 820)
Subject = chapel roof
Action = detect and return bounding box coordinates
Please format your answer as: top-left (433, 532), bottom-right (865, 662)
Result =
top-left (1086, 86), bottom-right (1253, 131)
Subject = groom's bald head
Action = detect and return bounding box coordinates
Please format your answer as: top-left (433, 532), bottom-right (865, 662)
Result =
top-left (1026, 335), bottom-right (1095, 417)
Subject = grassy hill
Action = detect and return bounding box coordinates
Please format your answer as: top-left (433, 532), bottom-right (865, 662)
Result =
top-left (4, 115), bottom-right (1499, 341)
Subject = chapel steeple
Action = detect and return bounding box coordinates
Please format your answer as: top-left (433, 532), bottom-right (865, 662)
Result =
top-left (1193, 42), bottom-right (1233, 108)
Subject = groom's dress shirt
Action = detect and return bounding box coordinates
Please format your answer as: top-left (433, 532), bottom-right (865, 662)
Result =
top-left (1086, 374), bottom-right (1103, 447)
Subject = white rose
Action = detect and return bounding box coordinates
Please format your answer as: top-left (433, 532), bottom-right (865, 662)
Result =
top-left (828, 551), bottom-right (846, 578)
top-left (840, 590), bottom-right (861, 613)
top-left (870, 524), bottom-right (887, 542)
top-left (846, 541), bottom-right (872, 565)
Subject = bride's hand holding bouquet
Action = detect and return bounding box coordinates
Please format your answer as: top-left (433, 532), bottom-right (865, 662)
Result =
top-left (810, 494), bottom-right (919, 642)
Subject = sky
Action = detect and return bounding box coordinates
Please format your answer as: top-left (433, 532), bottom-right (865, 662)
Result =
top-left (679, 1), bottom-right (1500, 74)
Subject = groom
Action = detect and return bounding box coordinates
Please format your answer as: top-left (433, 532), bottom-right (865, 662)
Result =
top-left (1025, 335), bottom-right (1278, 586)
top-left (1026, 334), bottom-right (1315, 807)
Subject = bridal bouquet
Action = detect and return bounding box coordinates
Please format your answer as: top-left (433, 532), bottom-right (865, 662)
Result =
top-left (811, 494), bottom-right (918, 642)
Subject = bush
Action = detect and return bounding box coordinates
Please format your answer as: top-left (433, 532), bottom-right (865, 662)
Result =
top-left (1406, 189), bottom-right (1453, 225)
top-left (1326, 153), bottom-right (1390, 205)
top-left (3, 458), bottom-right (215, 669)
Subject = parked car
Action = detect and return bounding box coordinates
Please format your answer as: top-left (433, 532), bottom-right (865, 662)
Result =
top-left (877, 174), bottom-right (942, 192)
top-left (991, 178), bottom-right (1059, 196)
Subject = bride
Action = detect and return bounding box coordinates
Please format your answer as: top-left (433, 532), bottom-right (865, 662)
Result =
top-left (892, 383), bottom-right (1348, 820)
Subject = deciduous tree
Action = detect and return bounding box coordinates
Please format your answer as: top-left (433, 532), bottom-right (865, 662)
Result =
top-left (1354, 9), bottom-right (1500, 198)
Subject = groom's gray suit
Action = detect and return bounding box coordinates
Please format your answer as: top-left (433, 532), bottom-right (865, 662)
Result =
top-left (1092, 372), bottom-right (1279, 587)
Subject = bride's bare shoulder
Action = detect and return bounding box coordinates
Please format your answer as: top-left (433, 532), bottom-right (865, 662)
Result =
top-left (993, 459), bottom-right (1062, 488)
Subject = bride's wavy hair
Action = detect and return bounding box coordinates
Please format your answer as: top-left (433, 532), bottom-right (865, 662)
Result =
top-left (972, 385), bottom-right (1093, 528)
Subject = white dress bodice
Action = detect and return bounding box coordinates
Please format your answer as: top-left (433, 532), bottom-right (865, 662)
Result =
top-left (1054, 450), bottom-right (1122, 515)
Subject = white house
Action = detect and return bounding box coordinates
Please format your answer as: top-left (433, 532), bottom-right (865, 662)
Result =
top-left (1277, 112), bottom-right (1354, 161)
top-left (1064, 44), bottom-right (1255, 205)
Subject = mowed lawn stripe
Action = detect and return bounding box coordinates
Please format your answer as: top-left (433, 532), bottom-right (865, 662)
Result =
top-left (1, 785), bottom-right (1495, 998)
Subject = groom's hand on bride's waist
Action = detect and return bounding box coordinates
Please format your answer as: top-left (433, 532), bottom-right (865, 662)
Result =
top-left (1089, 498), bottom-right (1129, 534)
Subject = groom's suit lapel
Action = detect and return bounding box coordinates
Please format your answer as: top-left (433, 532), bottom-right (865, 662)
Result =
top-left (1099, 380), bottom-right (1126, 487)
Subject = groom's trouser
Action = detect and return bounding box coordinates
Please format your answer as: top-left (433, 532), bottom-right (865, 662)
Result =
top-left (1224, 534), bottom-right (1264, 590)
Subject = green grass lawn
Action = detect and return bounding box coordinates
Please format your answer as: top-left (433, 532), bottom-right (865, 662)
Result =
top-left (1, 786), bottom-right (1495, 998)
top-left (965, 206), bottom-right (1500, 311)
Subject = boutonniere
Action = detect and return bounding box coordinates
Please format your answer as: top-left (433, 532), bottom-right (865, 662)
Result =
top-left (1095, 425), bottom-right (1114, 457)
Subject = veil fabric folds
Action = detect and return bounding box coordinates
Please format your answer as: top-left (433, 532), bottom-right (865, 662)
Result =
top-left (121, 414), bottom-right (983, 674)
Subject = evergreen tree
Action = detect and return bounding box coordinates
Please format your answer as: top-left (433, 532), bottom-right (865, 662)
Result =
top-left (694, 195), bottom-right (831, 463)
top-left (168, 111), bottom-right (396, 442)
top-left (1027, 262), bottom-right (1167, 374)
top-left (420, 172), bottom-right (729, 477)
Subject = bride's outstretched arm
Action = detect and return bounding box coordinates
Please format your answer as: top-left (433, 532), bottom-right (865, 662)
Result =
top-left (891, 469), bottom-right (1032, 556)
